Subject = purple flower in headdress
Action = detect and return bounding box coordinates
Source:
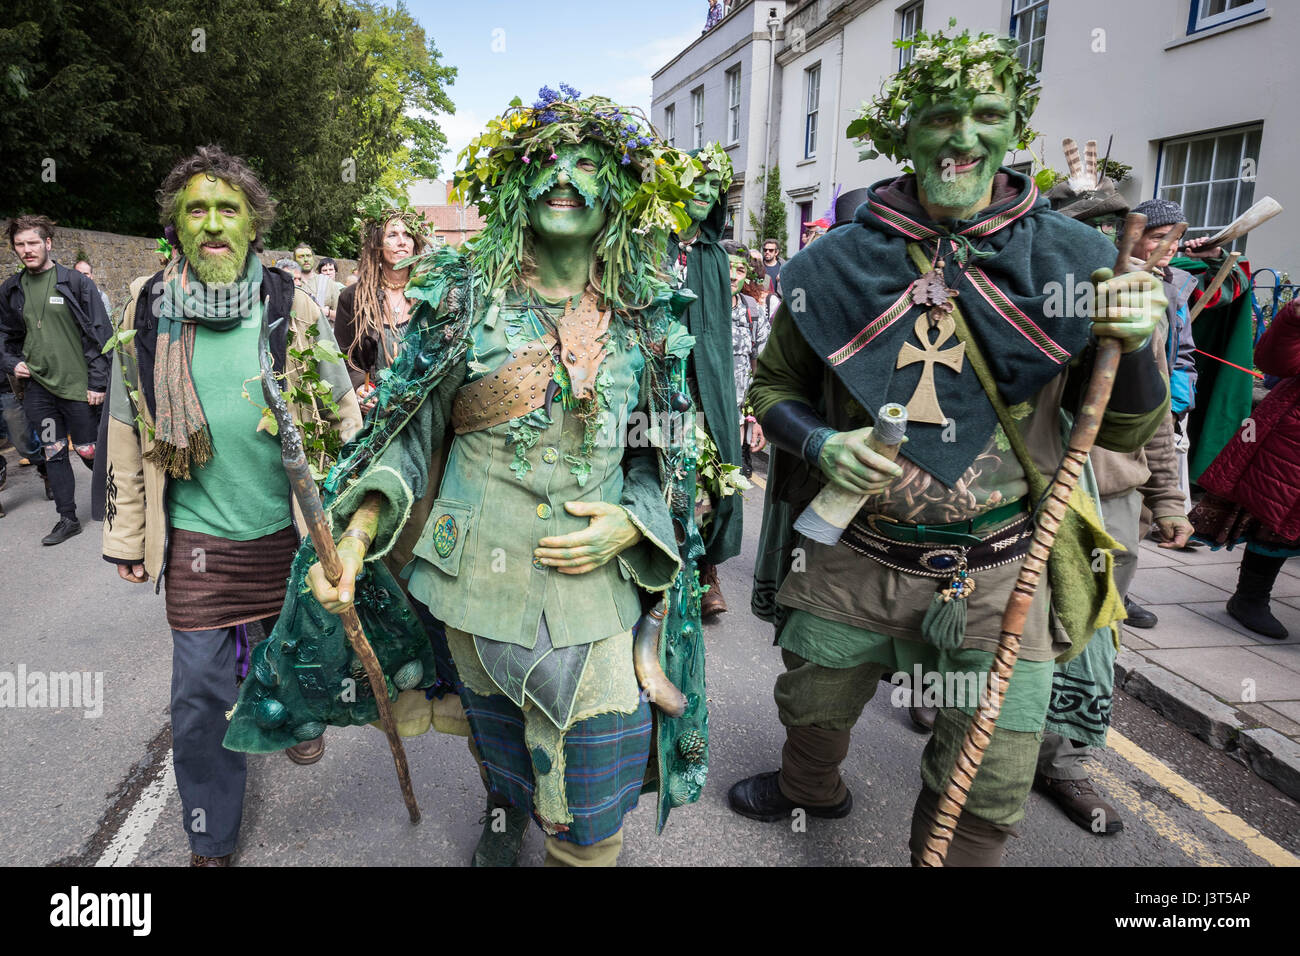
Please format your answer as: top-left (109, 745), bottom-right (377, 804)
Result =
top-left (521, 154), bottom-right (531, 164)
top-left (164, 225), bottom-right (179, 246)
top-left (637, 136), bottom-right (651, 147)
top-left (548, 152), bottom-right (558, 161)
top-left (621, 154), bottom-right (631, 165)
top-left (533, 85), bottom-right (559, 109)
top-left (559, 83), bottom-right (581, 100)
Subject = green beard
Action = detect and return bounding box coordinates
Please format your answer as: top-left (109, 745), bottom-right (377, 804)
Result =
top-left (180, 230), bottom-right (251, 285)
top-left (914, 160), bottom-right (995, 217)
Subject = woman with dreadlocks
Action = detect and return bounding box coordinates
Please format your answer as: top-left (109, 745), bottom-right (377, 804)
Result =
top-left (229, 86), bottom-right (710, 866)
top-left (333, 205), bottom-right (429, 411)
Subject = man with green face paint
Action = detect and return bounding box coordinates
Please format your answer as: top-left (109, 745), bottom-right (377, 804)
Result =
top-left (280, 88), bottom-right (709, 866)
top-left (730, 26), bottom-right (1171, 864)
top-left (668, 144), bottom-right (743, 618)
top-left (100, 146), bottom-right (361, 865)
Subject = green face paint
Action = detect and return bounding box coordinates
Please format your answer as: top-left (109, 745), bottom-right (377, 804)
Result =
top-left (905, 87), bottom-right (1018, 219)
top-left (294, 246), bottom-right (314, 273)
top-left (176, 174), bottom-right (255, 285)
top-left (728, 258), bottom-right (747, 294)
top-left (526, 142), bottom-right (609, 248)
top-left (688, 170), bottom-right (723, 223)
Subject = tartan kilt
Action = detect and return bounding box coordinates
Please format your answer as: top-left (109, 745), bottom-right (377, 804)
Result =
top-left (460, 685), bottom-right (653, 845)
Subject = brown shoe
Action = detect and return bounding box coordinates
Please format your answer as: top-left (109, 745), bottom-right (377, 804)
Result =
top-left (190, 852), bottom-right (232, 867)
top-left (285, 735), bottom-right (325, 765)
top-left (1035, 773), bottom-right (1123, 834)
top-left (699, 562), bottom-right (727, 618)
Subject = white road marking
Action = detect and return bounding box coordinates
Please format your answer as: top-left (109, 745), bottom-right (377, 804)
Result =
top-left (94, 749), bottom-right (175, 867)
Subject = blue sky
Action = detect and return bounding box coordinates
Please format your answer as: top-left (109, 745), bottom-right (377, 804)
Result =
top-left (406, 0), bottom-right (712, 175)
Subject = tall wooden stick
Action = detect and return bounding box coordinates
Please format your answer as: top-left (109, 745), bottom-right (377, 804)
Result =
top-left (260, 315), bottom-right (420, 824)
top-left (1189, 252), bottom-right (1242, 322)
top-left (919, 212), bottom-right (1147, 866)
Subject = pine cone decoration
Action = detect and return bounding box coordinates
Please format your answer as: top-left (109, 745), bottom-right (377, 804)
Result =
top-left (676, 729), bottom-right (707, 764)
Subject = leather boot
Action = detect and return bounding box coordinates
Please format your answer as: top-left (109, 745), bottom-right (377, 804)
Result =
top-left (285, 735), bottom-right (325, 765)
top-left (1034, 772), bottom-right (1124, 834)
top-left (909, 785), bottom-right (1013, 867)
top-left (728, 725), bottom-right (854, 821)
top-left (472, 795), bottom-right (530, 867)
top-left (1227, 550), bottom-right (1289, 639)
top-left (699, 562), bottom-right (728, 618)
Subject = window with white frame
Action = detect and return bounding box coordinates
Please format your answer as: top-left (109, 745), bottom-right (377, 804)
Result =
top-left (1157, 124), bottom-right (1263, 253)
top-left (1191, 0), bottom-right (1266, 32)
top-left (804, 64), bottom-right (820, 159)
top-left (664, 105), bottom-right (676, 147)
top-left (726, 67), bottom-right (742, 145)
top-left (898, 1), bottom-right (924, 68)
top-left (1010, 0), bottom-right (1048, 72)
top-left (691, 87), bottom-right (704, 150)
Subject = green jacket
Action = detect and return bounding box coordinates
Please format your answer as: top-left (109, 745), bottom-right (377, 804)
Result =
top-left (327, 293), bottom-right (682, 648)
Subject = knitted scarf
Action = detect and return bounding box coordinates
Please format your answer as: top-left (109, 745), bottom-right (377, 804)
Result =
top-left (146, 254), bottom-right (263, 479)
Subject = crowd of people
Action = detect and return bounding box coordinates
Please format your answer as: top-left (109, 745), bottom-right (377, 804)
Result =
top-left (0, 23), bottom-right (1291, 869)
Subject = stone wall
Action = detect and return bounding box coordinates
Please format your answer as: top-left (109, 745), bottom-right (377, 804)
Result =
top-left (1, 226), bottom-right (357, 319)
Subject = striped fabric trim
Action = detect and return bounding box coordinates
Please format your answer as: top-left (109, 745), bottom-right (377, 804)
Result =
top-left (867, 200), bottom-right (936, 240)
top-left (827, 283), bottom-right (917, 366)
top-left (966, 267), bottom-right (1070, 364)
top-left (866, 180), bottom-right (1039, 241)
top-left (961, 182), bottom-right (1039, 238)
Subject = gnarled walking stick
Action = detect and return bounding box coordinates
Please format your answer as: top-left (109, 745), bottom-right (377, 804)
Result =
top-left (919, 213), bottom-right (1149, 866)
top-left (259, 314), bottom-right (421, 824)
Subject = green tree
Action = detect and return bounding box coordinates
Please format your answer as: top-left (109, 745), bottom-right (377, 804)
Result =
top-left (0, 0), bottom-right (456, 257)
top-left (746, 164), bottom-right (787, 256)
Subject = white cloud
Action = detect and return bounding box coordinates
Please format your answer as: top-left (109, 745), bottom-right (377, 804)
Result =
top-left (437, 107), bottom-right (489, 173)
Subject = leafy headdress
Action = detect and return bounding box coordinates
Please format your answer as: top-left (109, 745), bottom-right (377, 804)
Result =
top-left (348, 187), bottom-right (433, 367)
top-left (847, 20), bottom-right (1041, 163)
top-left (450, 85), bottom-right (701, 310)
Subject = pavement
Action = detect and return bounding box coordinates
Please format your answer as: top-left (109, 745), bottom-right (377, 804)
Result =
top-left (2, 444), bottom-right (1299, 868)
top-left (1120, 539), bottom-right (1300, 800)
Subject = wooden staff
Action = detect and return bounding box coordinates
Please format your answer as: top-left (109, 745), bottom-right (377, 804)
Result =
top-left (1189, 252), bottom-right (1242, 322)
top-left (919, 212), bottom-right (1148, 866)
top-left (259, 314), bottom-right (420, 824)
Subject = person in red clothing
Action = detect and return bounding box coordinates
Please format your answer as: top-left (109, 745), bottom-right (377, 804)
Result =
top-left (1190, 299), bottom-right (1300, 639)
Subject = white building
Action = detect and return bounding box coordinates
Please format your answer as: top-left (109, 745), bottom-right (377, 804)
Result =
top-left (664, 0), bottom-right (1294, 273)
top-left (652, 1), bottom-right (791, 241)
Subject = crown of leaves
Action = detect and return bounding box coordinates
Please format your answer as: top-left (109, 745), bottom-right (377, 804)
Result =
top-left (447, 85), bottom-right (702, 308)
top-left (846, 20), bottom-right (1041, 163)
top-left (352, 187), bottom-right (429, 239)
top-left (694, 141), bottom-right (735, 194)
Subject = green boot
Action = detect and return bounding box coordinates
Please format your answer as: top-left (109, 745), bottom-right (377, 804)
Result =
top-left (471, 797), bottom-right (531, 867)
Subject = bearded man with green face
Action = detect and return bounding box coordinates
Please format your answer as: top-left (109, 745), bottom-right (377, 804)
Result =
top-left (100, 146), bottom-right (362, 866)
top-left (234, 87), bottom-right (710, 866)
top-left (667, 144), bottom-right (743, 619)
top-left (729, 26), bottom-right (1171, 865)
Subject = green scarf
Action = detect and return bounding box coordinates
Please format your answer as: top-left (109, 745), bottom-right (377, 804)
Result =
top-left (147, 254), bottom-right (263, 479)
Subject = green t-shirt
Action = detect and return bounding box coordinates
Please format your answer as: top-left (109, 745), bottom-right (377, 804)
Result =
top-left (20, 267), bottom-right (88, 400)
top-left (168, 304), bottom-right (293, 541)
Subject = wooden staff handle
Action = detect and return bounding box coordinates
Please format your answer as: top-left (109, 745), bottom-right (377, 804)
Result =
top-left (1189, 252), bottom-right (1242, 322)
top-left (259, 315), bottom-right (420, 824)
top-left (919, 211), bottom-right (1146, 865)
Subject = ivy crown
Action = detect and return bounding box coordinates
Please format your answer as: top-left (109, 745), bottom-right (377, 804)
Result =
top-left (846, 20), bottom-right (1041, 165)
top-left (447, 85), bottom-right (703, 309)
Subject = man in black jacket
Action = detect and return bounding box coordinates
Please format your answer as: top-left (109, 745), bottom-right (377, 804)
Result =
top-left (1, 215), bottom-right (113, 544)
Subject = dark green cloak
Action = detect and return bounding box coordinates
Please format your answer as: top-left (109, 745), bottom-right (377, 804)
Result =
top-left (670, 197), bottom-right (742, 564)
top-left (1176, 256), bottom-right (1256, 481)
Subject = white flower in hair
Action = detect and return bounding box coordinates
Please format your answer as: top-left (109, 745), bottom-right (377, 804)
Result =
top-left (967, 62), bottom-right (995, 91)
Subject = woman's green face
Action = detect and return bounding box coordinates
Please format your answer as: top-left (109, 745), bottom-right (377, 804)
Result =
top-left (688, 170), bottom-right (723, 222)
top-left (526, 142), bottom-right (609, 244)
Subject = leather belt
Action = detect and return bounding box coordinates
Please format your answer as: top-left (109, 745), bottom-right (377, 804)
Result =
top-left (450, 333), bottom-right (556, 434)
top-left (860, 497), bottom-right (1029, 547)
top-left (840, 509), bottom-right (1033, 579)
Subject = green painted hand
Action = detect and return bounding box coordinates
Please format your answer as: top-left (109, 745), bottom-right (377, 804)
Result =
top-left (818, 427), bottom-right (903, 496)
top-left (1090, 267), bottom-right (1166, 353)
top-left (534, 500), bottom-right (643, 574)
top-left (1154, 515), bottom-right (1194, 550)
